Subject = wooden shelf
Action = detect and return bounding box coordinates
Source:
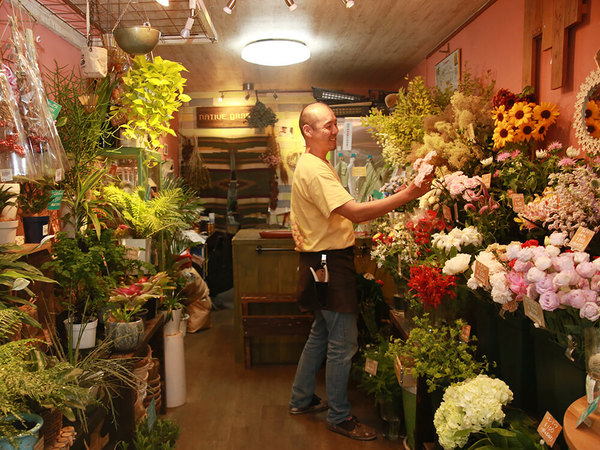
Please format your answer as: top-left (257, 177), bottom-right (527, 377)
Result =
top-left (564, 396), bottom-right (600, 449)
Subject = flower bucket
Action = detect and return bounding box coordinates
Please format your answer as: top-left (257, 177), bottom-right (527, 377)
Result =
top-left (0, 220), bottom-right (18, 245)
top-left (106, 318), bottom-right (144, 353)
top-left (163, 308), bottom-right (183, 336)
top-left (63, 318), bottom-right (97, 349)
top-left (0, 413), bottom-right (43, 450)
top-left (22, 215), bottom-right (49, 243)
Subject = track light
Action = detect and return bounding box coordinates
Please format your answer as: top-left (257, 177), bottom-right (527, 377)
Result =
top-left (180, 16), bottom-right (194, 38)
top-left (218, 92), bottom-right (224, 102)
top-left (341, 0), bottom-right (354, 7)
top-left (284, 0), bottom-right (297, 11)
top-left (156, 0), bottom-right (169, 6)
top-left (245, 91), bottom-right (251, 100)
top-left (223, 0), bottom-right (236, 14)
top-left (273, 91), bottom-right (278, 100)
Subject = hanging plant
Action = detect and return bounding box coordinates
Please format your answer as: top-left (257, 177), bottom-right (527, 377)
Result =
top-left (245, 101), bottom-right (278, 129)
top-left (116, 55), bottom-right (191, 152)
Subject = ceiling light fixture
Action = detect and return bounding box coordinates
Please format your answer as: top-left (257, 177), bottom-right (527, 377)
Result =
top-left (241, 39), bottom-right (310, 66)
top-left (218, 92), bottom-right (224, 102)
top-left (341, 0), bottom-right (354, 8)
top-left (180, 16), bottom-right (194, 38)
top-left (284, 0), bottom-right (297, 11)
top-left (223, 0), bottom-right (236, 14)
top-left (243, 82), bottom-right (254, 100)
top-left (156, 0), bottom-right (169, 6)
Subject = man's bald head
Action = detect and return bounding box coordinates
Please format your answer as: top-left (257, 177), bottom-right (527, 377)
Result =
top-left (299, 102), bottom-right (332, 139)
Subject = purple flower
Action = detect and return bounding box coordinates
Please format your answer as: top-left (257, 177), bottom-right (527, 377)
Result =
top-left (539, 292), bottom-right (560, 311)
top-left (580, 302), bottom-right (600, 321)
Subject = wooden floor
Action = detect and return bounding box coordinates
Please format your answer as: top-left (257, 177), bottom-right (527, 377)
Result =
top-left (165, 305), bottom-right (403, 449)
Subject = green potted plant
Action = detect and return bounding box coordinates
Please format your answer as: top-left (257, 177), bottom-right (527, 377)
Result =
top-left (115, 55), bottom-right (191, 152)
top-left (106, 272), bottom-right (172, 353)
top-left (353, 338), bottom-right (404, 440)
top-left (159, 292), bottom-right (185, 336)
top-left (116, 416), bottom-right (180, 450)
top-left (18, 180), bottom-right (53, 243)
top-left (0, 309), bottom-right (89, 448)
top-left (0, 184), bottom-right (20, 244)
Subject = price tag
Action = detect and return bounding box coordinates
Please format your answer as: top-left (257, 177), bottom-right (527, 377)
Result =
top-left (125, 247), bottom-right (140, 260)
top-left (461, 325), bottom-right (471, 342)
top-left (537, 411), bottom-right (562, 447)
top-left (570, 227), bottom-right (595, 252)
top-left (507, 189), bottom-right (514, 198)
top-left (577, 395), bottom-right (600, 427)
top-left (47, 190), bottom-right (64, 211)
top-left (365, 358), bottom-right (378, 376)
top-left (473, 260), bottom-right (490, 287)
top-left (0, 169), bottom-right (13, 182)
top-left (523, 296), bottom-right (546, 328)
top-left (48, 99), bottom-right (62, 120)
top-left (42, 224), bottom-right (49, 236)
top-left (146, 398), bottom-right (157, 431)
top-left (342, 121), bottom-right (353, 151)
top-left (481, 173), bottom-right (492, 188)
top-left (54, 168), bottom-right (63, 182)
top-left (352, 166), bottom-right (367, 177)
top-left (511, 193), bottom-right (525, 213)
top-left (442, 204), bottom-right (453, 222)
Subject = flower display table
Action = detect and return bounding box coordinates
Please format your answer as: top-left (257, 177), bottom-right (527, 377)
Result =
top-left (564, 396), bottom-right (600, 449)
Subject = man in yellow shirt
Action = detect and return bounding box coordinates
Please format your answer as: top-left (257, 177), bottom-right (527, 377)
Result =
top-left (288, 102), bottom-right (431, 440)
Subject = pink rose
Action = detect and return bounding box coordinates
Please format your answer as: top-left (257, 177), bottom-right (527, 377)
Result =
top-left (591, 274), bottom-right (600, 291)
top-left (574, 252), bottom-right (590, 264)
top-left (514, 260), bottom-right (532, 273)
top-left (583, 289), bottom-right (597, 304)
top-left (532, 246), bottom-right (549, 259)
top-left (539, 291), bottom-right (560, 311)
top-left (507, 271), bottom-right (527, 298)
top-left (527, 267), bottom-right (546, 283)
top-left (567, 270), bottom-right (582, 286)
top-left (536, 275), bottom-right (556, 294)
top-left (526, 284), bottom-right (539, 300)
top-left (545, 245), bottom-right (560, 258)
top-left (576, 262), bottom-right (597, 279)
top-left (567, 289), bottom-right (587, 309)
top-left (578, 278), bottom-right (591, 290)
top-left (580, 302), bottom-right (600, 321)
top-left (593, 258), bottom-right (600, 272)
top-left (553, 271), bottom-right (572, 288)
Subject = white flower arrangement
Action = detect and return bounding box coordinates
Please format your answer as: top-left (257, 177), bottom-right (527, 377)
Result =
top-left (432, 226), bottom-right (483, 254)
top-left (466, 248), bottom-right (512, 304)
top-left (434, 375), bottom-right (514, 450)
top-left (443, 253), bottom-right (472, 275)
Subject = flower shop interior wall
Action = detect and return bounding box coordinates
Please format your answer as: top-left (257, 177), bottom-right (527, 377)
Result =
top-left (408, 0), bottom-right (600, 147)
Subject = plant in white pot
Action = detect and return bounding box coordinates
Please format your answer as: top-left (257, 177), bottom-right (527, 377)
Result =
top-left (160, 292), bottom-right (185, 336)
top-left (0, 184), bottom-right (19, 245)
top-left (106, 272), bottom-right (173, 353)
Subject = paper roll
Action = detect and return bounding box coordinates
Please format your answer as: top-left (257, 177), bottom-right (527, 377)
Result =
top-left (164, 332), bottom-right (186, 408)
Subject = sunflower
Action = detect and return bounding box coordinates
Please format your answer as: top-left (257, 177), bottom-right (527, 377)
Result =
top-left (514, 122), bottom-right (535, 142)
top-left (492, 105), bottom-right (508, 125)
top-left (493, 121), bottom-right (515, 148)
top-left (532, 102), bottom-right (560, 125)
top-left (531, 123), bottom-right (548, 141)
top-left (508, 101), bottom-right (533, 127)
top-left (585, 100), bottom-right (600, 121)
top-left (586, 117), bottom-right (600, 139)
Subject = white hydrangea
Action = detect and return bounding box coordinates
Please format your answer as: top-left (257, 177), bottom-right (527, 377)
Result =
top-left (443, 254), bottom-right (472, 275)
top-left (466, 250), bottom-right (506, 291)
top-left (434, 375), bottom-right (513, 450)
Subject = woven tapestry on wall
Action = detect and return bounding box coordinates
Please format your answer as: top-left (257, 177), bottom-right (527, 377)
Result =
top-left (194, 136), bottom-right (270, 230)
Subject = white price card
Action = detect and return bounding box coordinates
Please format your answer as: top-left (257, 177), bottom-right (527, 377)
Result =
top-left (0, 169), bottom-right (13, 182)
top-left (342, 121), bottom-right (353, 151)
top-left (473, 260), bottom-right (490, 287)
top-left (569, 227), bottom-right (595, 252)
top-left (365, 358), bottom-right (378, 376)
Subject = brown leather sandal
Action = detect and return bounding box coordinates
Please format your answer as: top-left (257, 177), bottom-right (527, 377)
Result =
top-left (327, 416), bottom-right (377, 441)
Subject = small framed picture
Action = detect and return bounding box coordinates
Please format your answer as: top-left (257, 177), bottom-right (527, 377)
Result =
top-left (435, 48), bottom-right (461, 91)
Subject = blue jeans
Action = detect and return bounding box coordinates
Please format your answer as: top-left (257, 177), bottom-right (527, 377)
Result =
top-left (289, 309), bottom-right (358, 424)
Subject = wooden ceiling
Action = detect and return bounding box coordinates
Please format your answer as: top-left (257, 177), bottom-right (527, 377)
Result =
top-left (38, 0), bottom-right (493, 94)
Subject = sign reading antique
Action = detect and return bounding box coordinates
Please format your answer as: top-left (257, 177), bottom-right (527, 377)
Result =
top-left (196, 106), bottom-right (252, 128)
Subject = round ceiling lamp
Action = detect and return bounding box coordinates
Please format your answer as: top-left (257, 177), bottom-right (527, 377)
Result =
top-left (241, 39), bottom-right (310, 66)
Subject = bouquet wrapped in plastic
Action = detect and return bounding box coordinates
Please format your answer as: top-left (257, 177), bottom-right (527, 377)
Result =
top-left (10, 19), bottom-right (69, 180)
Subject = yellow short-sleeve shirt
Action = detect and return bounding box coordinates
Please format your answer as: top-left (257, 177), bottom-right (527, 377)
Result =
top-left (290, 153), bottom-right (355, 252)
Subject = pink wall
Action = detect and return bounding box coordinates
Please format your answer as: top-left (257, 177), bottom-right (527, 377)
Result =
top-left (408, 0), bottom-right (600, 147)
top-left (0, 4), bottom-right (81, 74)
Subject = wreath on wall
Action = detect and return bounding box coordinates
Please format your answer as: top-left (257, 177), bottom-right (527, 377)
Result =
top-left (245, 101), bottom-right (278, 129)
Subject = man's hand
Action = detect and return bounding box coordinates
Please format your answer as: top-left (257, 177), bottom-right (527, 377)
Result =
top-left (400, 175), bottom-right (434, 201)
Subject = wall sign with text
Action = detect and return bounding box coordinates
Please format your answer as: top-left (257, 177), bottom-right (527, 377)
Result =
top-left (196, 106), bottom-right (252, 128)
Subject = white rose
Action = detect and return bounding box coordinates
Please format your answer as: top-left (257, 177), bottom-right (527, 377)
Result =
top-left (443, 253), bottom-right (472, 275)
top-left (535, 256), bottom-right (552, 271)
top-left (574, 252), bottom-right (590, 264)
top-left (517, 248), bottom-right (533, 262)
top-left (545, 245), bottom-right (561, 258)
top-left (506, 243), bottom-right (521, 260)
top-left (527, 267), bottom-right (546, 283)
top-left (549, 232), bottom-right (567, 246)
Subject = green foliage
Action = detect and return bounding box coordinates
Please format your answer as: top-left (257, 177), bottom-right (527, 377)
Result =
top-left (102, 185), bottom-right (188, 239)
top-left (0, 184), bottom-right (17, 213)
top-left (42, 229), bottom-right (146, 317)
top-left (465, 409), bottom-right (546, 449)
top-left (18, 180), bottom-right (53, 215)
top-left (356, 274), bottom-right (389, 345)
top-left (116, 56), bottom-right (191, 152)
top-left (363, 76), bottom-right (440, 166)
top-left (0, 309), bottom-right (89, 438)
top-left (117, 416), bottom-right (180, 450)
top-left (353, 338), bottom-right (402, 405)
top-left (387, 314), bottom-right (489, 393)
top-left (245, 101), bottom-right (278, 129)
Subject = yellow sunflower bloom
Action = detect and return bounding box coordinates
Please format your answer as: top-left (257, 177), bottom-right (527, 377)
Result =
top-left (493, 122), bottom-right (515, 148)
top-left (514, 122), bottom-right (535, 142)
top-left (585, 100), bottom-right (600, 121)
top-left (586, 117), bottom-right (600, 139)
top-left (532, 102), bottom-right (560, 125)
top-left (492, 105), bottom-right (508, 126)
top-left (508, 101), bottom-right (533, 127)
top-left (531, 123), bottom-right (548, 141)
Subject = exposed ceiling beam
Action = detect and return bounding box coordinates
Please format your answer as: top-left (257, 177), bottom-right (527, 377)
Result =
top-left (18, 0), bottom-right (87, 48)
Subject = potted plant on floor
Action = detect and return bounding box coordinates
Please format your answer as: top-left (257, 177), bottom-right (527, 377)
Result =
top-left (106, 272), bottom-right (172, 353)
top-left (18, 180), bottom-right (53, 243)
top-left (0, 184), bottom-right (19, 245)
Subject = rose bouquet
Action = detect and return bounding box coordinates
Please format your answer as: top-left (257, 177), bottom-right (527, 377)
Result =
top-left (433, 375), bottom-right (545, 450)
